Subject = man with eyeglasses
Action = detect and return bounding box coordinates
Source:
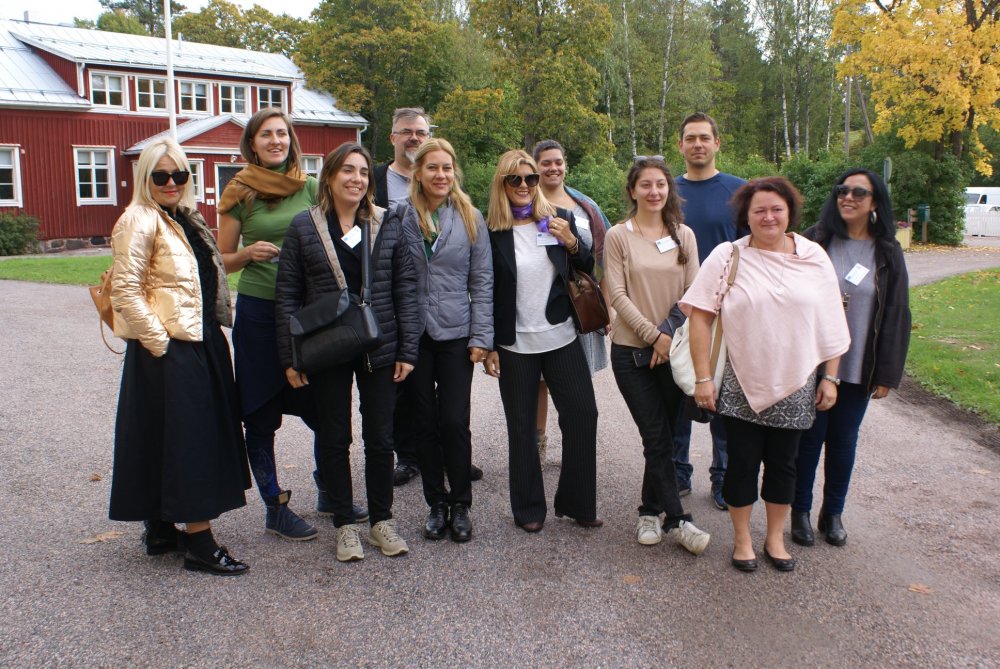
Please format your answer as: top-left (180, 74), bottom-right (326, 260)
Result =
top-left (672, 112), bottom-right (746, 512)
top-left (375, 107), bottom-right (485, 487)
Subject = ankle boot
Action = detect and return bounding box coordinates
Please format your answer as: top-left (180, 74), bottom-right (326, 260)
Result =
top-left (790, 511), bottom-right (815, 547)
top-left (265, 490), bottom-right (318, 541)
top-left (818, 512), bottom-right (847, 546)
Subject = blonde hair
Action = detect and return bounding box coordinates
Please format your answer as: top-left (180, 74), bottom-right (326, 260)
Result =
top-left (131, 138), bottom-right (195, 211)
top-left (486, 150), bottom-right (555, 232)
top-left (409, 138), bottom-right (479, 243)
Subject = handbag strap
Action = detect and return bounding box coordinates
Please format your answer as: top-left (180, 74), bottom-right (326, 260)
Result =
top-left (360, 219), bottom-right (372, 305)
top-left (708, 244), bottom-right (741, 375)
top-left (309, 205), bottom-right (351, 292)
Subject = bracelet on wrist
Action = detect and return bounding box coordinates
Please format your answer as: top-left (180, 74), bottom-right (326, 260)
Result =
top-left (821, 373), bottom-right (841, 386)
top-left (694, 377), bottom-right (712, 385)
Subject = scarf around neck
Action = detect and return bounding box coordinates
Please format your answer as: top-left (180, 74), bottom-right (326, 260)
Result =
top-left (217, 163), bottom-right (306, 215)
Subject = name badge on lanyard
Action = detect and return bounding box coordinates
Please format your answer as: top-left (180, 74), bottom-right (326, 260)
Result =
top-left (655, 236), bottom-right (677, 254)
top-left (845, 263), bottom-right (869, 286)
top-left (342, 226), bottom-right (362, 248)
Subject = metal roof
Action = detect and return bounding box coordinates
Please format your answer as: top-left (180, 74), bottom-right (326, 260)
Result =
top-left (0, 19), bottom-right (366, 127)
top-left (124, 115), bottom-right (247, 154)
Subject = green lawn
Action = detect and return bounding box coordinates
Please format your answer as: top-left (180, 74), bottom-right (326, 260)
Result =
top-left (0, 255), bottom-right (241, 291)
top-left (907, 269), bottom-right (1000, 424)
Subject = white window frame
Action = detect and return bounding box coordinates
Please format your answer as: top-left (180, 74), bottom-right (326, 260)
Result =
top-left (188, 159), bottom-right (205, 202)
top-left (89, 70), bottom-right (127, 108)
top-left (301, 155), bottom-right (322, 178)
top-left (74, 147), bottom-right (117, 206)
top-left (178, 79), bottom-right (212, 115)
top-left (257, 86), bottom-right (286, 112)
top-left (218, 83), bottom-right (250, 116)
top-left (0, 145), bottom-right (23, 207)
top-left (135, 76), bottom-right (167, 112)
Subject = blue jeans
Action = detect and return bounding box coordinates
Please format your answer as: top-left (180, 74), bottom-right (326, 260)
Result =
top-left (673, 413), bottom-right (728, 487)
top-left (793, 381), bottom-right (871, 515)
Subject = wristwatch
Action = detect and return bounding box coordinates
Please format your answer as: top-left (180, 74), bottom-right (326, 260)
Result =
top-left (821, 373), bottom-right (841, 386)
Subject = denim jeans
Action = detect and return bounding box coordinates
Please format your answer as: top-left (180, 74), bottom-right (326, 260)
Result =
top-left (793, 381), bottom-right (871, 515)
top-left (672, 413), bottom-right (728, 487)
top-left (611, 344), bottom-right (691, 527)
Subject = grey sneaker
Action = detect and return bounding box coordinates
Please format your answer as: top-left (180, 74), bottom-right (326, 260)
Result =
top-left (368, 519), bottom-right (409, 557)
top-left (666, 520), bottom-right (710, 555)
top-left (335, 524), bottom-right (364, 562)
top-left (636, 515), bottom-right (662, 546)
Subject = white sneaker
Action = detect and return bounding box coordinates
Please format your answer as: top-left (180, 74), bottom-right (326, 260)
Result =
top-left (666, 520), bottom-right (710, 555)
top-left (368, 519), bottom-right (409, 557)
top-left (636, 515), bottom-right (662, 545)
top-left (336, 524), bottom-right (364, 562)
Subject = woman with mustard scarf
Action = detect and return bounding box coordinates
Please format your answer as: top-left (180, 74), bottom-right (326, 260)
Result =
top-left (218, 108), bottom-right (367, 541)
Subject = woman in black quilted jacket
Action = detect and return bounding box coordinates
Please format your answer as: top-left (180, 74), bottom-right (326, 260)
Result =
top-left (274, 142), bottom-right (420, 563)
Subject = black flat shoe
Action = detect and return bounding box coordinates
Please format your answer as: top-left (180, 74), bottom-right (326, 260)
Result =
top-left (517, 520), bottom-right (544, 533)
top-left (554, 510), bottom-right (604, 528)
top-left (183, 546), bottom-right (249, 576)
top-left (791, 511), bottom-right (815, 547)
top-left (763, 547), bottom-right (796, 572)
top-left (731, 552), bottom-right (758, 572)
top-left (817, 512), bottom-right (847, 546)
top-left (449, 503), bottom-right (472, 543)
top-left (470, 465), bottom-right (484, 482)
top-left (423, 503), bottom-right (448, 540)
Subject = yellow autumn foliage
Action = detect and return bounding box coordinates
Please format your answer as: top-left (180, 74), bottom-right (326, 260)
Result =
top-left (832, 0), bottom-right (1000, 175)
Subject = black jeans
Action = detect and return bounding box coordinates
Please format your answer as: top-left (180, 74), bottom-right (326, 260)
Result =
top-left (311, 359), bottom-right (396, 527)
top-left (497, 339), bottom-right (598, 526)
top-left (722, 416), bottom-right (802, 507)
top-left (611, 344), bottom-right (691, 528)
top-left (407, 334), bottom-right (474, 508)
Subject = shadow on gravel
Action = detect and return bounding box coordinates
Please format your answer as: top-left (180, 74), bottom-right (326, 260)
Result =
top-left (896, 375), bottom-right (1000, 453)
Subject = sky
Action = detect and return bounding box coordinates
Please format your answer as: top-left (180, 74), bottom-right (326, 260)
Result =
top-left (2, 0), bottom-right (320, 25)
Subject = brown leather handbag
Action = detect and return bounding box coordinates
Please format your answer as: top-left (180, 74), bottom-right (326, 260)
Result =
top-left (89, 268), bottom-right (123, 354)
top-left (567, 265), bottom-right (610, 334)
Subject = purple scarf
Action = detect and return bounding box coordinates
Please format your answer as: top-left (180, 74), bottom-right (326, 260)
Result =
top-left (511, 203), bottom-right (560, 245)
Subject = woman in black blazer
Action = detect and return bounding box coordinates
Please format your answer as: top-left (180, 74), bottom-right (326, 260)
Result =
top-left (483, 149), bottom-right (601, 533)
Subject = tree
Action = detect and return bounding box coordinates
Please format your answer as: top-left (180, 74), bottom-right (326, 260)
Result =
top-left (172, 0), bottom-right (306, 57)
top-left (98, 0), bottom-right (187, 37)
top-left (296, 0), bottom-right (458, 160)
top-left (434, 87), bottom-right (523, 161)
top-left (832, 0), bottom-right (1000, 175)
top-left (470, 0), bottom-right (613, 155)
top-left (97, 10), bottom-right (150, 35)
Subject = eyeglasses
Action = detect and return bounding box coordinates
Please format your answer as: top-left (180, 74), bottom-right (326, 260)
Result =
top-left (150, 170), bottom-right (190, 186)
top-left (835, 185), bottom-right (873, 199)
top-left (504, 173), bottom-right (540, 188)
top-left (392, 129), bottom-right (430, 139)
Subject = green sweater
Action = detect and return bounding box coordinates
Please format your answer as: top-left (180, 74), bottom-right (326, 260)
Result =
top-left (229, 175), bottom-right (318, 300)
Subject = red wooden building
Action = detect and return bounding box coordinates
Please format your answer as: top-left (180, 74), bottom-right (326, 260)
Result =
top-left (0, 19), bottom-right (367, 249)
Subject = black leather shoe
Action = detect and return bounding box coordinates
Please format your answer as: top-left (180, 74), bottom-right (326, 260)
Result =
top-left (791, 511), bottom-right (815, 547)
top-left (731, 552), bottom-right (758, 572)
top-left (393, 463), bottom-right (419, 487)
top-left (143, 520), bottom-right (183, 556)
top-left (183, 546), bottom-right (249, 576)
top-left (423, 503), bottom-right (448, 540)
top-left (818, 512), bottom-right (847, 546)
top-left (763, 547), bottom-right (796, 572)
top-left (517, 520), bottom-right (544, 533)
top-left (554, 510), bottom-right (604, 528)
top-left (449, 503), bottom-right (472, 543)
top-left (470, 464), bottom-right (484, 482)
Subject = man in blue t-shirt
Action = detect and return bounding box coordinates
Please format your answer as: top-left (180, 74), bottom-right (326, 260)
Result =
top-left (673, 112), bottom-right (746, 511)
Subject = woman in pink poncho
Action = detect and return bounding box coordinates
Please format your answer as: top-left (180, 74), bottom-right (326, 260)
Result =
top-left (679, 176), bottom-right (849, 573)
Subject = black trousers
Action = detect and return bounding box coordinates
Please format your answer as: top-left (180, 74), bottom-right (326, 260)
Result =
top-left (722, 416), bottom-right (802, 507)
top-left (311, 360), bottom-right (396, 527)
top-left (497, 338), bottom-right (598, 526)
top-left (610, 344), bottom-right (691, 527)
top-left (392, 380), bottom-right (420, 469)
top-left (407, 334), bottom-right (474, 508)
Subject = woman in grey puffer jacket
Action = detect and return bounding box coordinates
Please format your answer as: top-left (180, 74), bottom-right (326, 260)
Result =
top-left (275, 142), bottom-right (419, 563)
top-left (398, 138), bottom-right (493, 543)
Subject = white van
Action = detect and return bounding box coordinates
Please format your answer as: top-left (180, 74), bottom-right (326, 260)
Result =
top-left (965, 187), bottom-right (1000, 236)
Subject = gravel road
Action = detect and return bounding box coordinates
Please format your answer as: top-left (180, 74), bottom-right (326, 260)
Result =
top-left (0, 239), bottom-right (997, 668)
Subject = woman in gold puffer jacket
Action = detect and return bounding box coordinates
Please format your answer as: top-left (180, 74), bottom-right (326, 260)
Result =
top-left (109, 138), bottom-right (251, 576)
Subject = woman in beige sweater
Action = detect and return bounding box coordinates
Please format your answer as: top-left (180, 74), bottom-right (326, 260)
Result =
top-left (604, 156), bottom-right (709, 555)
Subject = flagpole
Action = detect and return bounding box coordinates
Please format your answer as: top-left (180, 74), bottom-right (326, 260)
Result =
top-left (164, 0), bottom-right (177, 140)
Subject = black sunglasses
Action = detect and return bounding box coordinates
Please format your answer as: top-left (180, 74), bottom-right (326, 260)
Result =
top-left (835, 184), bottom-right (872, 199)
top-left (504, 173), bottom-right (540, 188)
top-left (151, 170), bottom-right (190, 186)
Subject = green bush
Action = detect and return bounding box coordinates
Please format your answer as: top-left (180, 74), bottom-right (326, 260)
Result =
top-left (566, 155), bottom-right (627, 224)
top-left (0, 213), bottom-right (40, 256)
top-left (780, 152), bottom-right (850, 229)
top-left (460, 160), bottom-right (495, 213)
